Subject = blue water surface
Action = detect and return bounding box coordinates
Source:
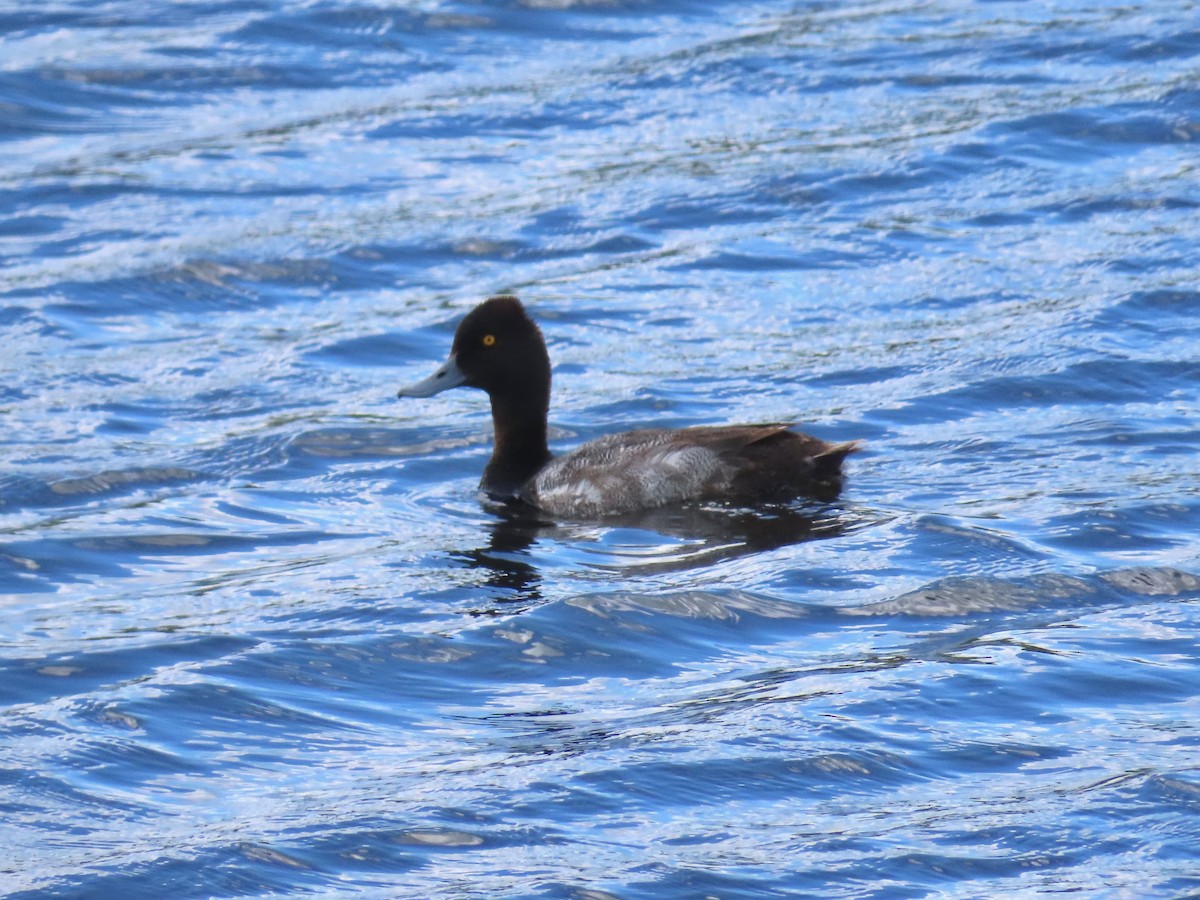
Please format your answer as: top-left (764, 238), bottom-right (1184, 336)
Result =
top-left (2, 0), bottom-right (1200, 896)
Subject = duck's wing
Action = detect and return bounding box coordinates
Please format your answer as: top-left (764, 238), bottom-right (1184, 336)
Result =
top-left (523, 429), bottom-right (730, 517)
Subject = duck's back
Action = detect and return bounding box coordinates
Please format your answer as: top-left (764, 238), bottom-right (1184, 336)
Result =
top-left (523, 425), bottom-right (857, 518)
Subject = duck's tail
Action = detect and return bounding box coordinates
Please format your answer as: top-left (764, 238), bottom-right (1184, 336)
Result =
top-left (810, 439), bottom-right (862, 483)
top-left (817, 440), bottom-right (863, 462)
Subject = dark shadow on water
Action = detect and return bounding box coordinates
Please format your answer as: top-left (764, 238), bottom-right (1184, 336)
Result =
top-left (453, 504), bottom-right (549, 605)
top-left (452, 500), bottom-right (859, 608)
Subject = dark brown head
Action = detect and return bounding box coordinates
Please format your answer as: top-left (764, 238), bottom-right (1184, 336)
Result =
top-left (397, 295), bottom-right (553, 494)
top-left (397, 295), bottom-right (551, 405)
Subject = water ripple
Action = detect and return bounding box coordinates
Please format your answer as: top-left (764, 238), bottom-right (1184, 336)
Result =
top-left (3, 0), bottom-right (1200, 896)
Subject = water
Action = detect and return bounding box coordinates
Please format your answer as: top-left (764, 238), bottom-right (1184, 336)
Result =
top-left (2, 0), bottom-right (1199, 896)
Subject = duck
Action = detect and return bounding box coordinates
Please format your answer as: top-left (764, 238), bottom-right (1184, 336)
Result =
top-left (397, 295), bottom-right (859, 518)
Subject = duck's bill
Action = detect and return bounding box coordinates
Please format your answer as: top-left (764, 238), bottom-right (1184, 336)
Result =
top-left (397, 355), bottom-right (468, 398)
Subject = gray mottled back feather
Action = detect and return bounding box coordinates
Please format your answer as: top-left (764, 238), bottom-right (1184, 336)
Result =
top-left (524, 426), bottom-right (855, 518)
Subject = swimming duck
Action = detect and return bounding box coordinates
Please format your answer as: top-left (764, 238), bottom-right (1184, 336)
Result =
top-left (397, 295), bottom-right (859, 518)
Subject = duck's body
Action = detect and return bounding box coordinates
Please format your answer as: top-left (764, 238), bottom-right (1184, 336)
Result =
top-left (397, 296), bottom-right (858, 519)
top-left (525, 425), bottom-right (853, 517)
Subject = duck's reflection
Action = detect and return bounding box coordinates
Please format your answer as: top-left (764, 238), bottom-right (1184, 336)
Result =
top-left (454, 499), bottom-right (856, 606)
top-left (454, 502), bottom-right (549, 603)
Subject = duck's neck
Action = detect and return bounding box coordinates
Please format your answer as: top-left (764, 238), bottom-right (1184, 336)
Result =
top-left (482, 389), bottom-right (552, 497)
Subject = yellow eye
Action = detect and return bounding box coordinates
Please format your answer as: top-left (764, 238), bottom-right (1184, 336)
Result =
top-left (482, 334), bottom-right (496, 347)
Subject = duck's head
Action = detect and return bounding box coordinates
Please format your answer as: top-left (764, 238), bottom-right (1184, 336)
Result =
top-left (397, 295), bottom-right (551, 405)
